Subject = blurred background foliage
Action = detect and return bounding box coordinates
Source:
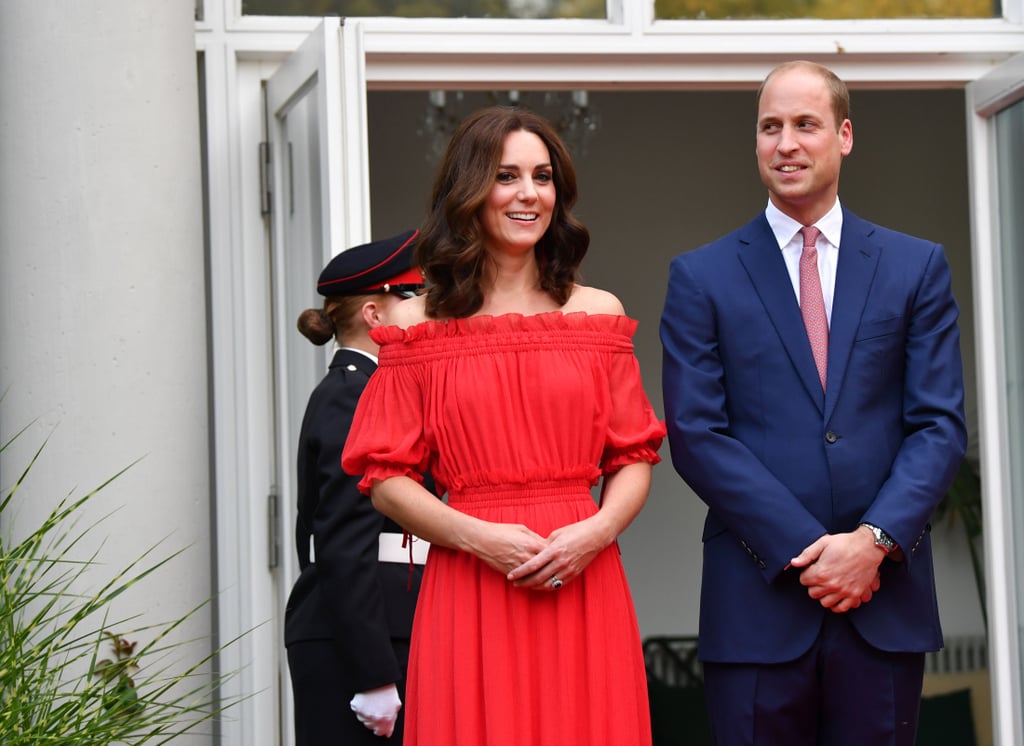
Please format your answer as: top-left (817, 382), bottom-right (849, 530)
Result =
top-left (241, 0), bottom-right (995, 18)
top-left (934, 458), bottom-right (986, 630)
top-left (656, 0), bottom-right (995, 19)
top-left (242, 0), bottom-right (606, 18)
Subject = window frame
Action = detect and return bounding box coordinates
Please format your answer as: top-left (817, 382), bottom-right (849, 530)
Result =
top-left (197, 0), bottom-right (1024, 88)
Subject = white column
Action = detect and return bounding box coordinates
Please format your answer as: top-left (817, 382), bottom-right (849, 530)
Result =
top-left (0, 1), bottom-right (212, 739)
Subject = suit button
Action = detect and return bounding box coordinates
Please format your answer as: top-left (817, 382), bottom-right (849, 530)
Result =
top-left (825, 431), bottom-right (838, 443)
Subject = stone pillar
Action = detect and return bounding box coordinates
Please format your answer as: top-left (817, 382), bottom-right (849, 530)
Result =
top-left (0, 1), bottom-right (211, 738)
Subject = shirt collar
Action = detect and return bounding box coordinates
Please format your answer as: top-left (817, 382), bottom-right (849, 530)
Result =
top-left (765, 197), bottom-right (843, 250)
top-left (335, 345), bottom-right (379, 365)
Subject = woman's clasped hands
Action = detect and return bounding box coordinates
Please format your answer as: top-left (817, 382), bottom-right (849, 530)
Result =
top-left (470, 516), bottom-right (610, 592)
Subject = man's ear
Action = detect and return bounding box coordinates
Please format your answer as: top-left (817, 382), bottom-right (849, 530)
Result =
top-left (840, 118), bottom-right (853, 157)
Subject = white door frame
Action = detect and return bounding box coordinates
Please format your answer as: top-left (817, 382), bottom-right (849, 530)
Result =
top-left (263, 19), bottom-right (371, 746)
top-left (197, 5), bottom-right (1024, 743)
top-left (966, 51), bottom-right (1024, 746)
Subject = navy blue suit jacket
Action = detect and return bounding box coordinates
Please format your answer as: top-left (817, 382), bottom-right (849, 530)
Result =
top-left (660, 208), bottom-right (967, 664)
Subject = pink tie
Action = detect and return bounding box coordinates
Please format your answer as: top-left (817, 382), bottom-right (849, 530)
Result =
top-left (799, 225), bottom-right (828, 391)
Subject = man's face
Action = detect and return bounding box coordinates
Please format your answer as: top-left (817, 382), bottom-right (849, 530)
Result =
top-left (756, 66), bottom-right (853, 224)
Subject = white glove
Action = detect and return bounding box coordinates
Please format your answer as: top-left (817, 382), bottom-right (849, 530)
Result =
top-left (350, 683), bottom-right (402, 738)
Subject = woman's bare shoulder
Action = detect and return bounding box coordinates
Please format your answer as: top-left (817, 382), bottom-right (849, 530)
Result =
top-left (564, 284), bottom-right (626, 316)
top-left (384, 294), bottom-right (430, 328)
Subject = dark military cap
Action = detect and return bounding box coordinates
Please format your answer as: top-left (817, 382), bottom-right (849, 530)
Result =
top-left (317, 229), bottom-right (425, 298)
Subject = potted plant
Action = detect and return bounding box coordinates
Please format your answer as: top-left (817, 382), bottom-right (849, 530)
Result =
top-left (1, 423), bottom-right (247, 743)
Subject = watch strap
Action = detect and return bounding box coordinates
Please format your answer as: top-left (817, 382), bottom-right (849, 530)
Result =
top-left (861, 522), bottom-right (897, 554)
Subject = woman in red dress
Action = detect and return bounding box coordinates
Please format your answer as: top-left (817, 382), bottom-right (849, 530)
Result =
top-left (342, 106), bottom-right (665, 746)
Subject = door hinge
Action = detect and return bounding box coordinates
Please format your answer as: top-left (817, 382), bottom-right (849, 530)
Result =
top-left (259, 141), bottom-right (271, 216)
top-left (267, 488), bottom-right (280, 570)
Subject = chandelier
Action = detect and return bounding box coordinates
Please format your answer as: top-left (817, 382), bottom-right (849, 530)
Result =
top-left (416, 89), bottom-right (601, 162)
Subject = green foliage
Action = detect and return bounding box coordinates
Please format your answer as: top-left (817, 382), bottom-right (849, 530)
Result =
top-left (0, 424), bottom-right (246, 744)
top-left (655, 0), bottom-right (994, 19)
top-left (239, 0), bottom-right (995, 18)
top-left (92, 632), bottom-right (145, 722)
top-left (241, 0), bottom-right (605, 18)
top-left (933, 458), bottom-right (986, 629)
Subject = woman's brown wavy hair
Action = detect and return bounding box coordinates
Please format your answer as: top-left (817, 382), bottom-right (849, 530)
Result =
top-left (415, 106), bottom-right (590, 319)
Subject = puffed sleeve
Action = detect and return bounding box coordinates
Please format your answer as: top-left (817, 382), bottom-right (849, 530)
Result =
top-left (600, 320), bottom-right (666, 475)
top-left (342, 331), bottom-right (432, 495)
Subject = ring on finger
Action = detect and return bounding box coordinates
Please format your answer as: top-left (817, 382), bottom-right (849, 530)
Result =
top-left (550, 574), bottom-right (563, 590)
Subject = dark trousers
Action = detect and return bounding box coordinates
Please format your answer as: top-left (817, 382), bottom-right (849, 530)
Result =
top-left (702, 613), bottom-right (926, 746)
top-left (287, 639), bottom-right (410, 745)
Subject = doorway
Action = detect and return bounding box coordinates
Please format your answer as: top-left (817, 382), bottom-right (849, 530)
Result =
top-left (363, 86), bottom-right (982, 639)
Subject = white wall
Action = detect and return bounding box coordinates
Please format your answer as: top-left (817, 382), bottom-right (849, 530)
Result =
top-left (366, 88), bottom-right (985, 640)
top-left (0, 2), bottom-right (213, 739)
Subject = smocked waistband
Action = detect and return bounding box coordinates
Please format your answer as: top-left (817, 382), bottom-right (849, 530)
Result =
top-left (447, 478), bottom-right (594, 508)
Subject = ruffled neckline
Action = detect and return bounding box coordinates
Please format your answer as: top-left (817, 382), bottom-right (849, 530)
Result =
top-left (371, 310), bottom-right (638, 345)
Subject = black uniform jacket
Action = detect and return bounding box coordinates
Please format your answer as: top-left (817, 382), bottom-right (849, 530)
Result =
top-left (284, 348), bottom-right (426, 693)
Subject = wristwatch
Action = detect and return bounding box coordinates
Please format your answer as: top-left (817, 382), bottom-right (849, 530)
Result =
top-left (861, 523), bottom-right (898, 555)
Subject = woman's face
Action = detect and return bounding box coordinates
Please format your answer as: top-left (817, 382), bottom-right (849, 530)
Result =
top-left (479, 129), bottom-right (555, 258)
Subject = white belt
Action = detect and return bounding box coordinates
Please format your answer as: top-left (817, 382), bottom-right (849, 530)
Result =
top-left (307, 533), bottom-right (430, 565)
top-left (379, 532), bottom-right (430, 565)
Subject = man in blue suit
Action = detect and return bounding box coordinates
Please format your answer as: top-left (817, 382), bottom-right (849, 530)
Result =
top-left (660, 61), bottom-right (967, 745)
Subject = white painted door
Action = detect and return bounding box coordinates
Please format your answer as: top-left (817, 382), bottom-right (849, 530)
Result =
top-left (965, 51), bottom-right (1024, 746)
top-left (263, 18), bottom-right (372, 746)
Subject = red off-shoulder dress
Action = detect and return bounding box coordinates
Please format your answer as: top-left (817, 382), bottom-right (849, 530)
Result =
top-left (343, 312), bottom-right (665, 746)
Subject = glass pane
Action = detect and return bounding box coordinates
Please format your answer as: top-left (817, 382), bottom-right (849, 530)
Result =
top-left (414, 89), bottom-right (601, 161)
top-left (655, 0), bottom-right (996, 20)
top-left (998, 96), bottom-right (1024, 717)
top-left (243, 0), bottom-right (606, 18)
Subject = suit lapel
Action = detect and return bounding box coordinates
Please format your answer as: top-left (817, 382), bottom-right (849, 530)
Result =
top-left (736, 216), bottom-right (826, 413)
top-left (824, 210), bottom-right (881, 421)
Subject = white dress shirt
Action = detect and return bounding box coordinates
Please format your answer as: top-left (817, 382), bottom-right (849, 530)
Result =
top-left (764, 198), bottom-right (843, 326)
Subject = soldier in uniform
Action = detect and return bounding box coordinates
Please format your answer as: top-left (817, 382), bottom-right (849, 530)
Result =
top-left (285, 229), bottom-right (431, 743)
